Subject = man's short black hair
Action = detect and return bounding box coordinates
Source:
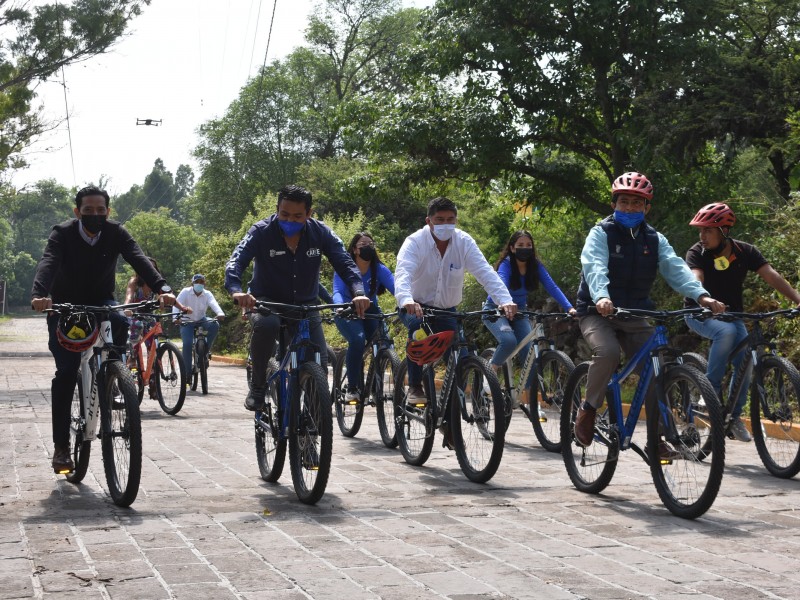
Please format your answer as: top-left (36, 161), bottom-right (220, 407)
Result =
top-left (75, 185), bottom-right (110, 209)
top-left (277, 185), bottom-right (313, 211)
top-left (427, 196), bottom-right (458, 217)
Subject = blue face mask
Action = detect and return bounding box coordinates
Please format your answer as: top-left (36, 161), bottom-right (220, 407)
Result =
top-left (193, 284), bottom-right (204, 293)
top-left (279, 220), bottom-right (304, 237)
top-left (614, 210), bottom-right (645, 229)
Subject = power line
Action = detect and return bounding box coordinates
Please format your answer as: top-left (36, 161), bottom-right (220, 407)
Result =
top-left (54, 1), bottom-right (76, 187)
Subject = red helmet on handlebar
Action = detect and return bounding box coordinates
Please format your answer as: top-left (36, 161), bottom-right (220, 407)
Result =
top-left (406, 330), bottom-right (454, 366)
top-left (56, 312), bottom-right (99, 352)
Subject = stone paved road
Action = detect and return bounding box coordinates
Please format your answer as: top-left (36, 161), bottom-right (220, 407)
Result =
top-left (1, 315), bottom-right (799, 599)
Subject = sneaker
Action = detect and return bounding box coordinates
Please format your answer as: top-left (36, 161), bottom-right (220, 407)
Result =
top-left (344, 388), bottom-right (360, 404)
top-left (244, 386), bottom-right (266, 411)
top-left (729, 417), bottom-right (752, 442)
top-left (52, 445), bottom-right (74, 474)
top-left (574, 402), bottom-right (596, 447)
top-left (407, 385), bottom-right (427, 406)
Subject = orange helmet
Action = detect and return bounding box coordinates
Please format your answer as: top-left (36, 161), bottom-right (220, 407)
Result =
top-left (406, 330), bottom-right (454, 366)
top-left (611, 171), bottom-right (654, 200)
top-left (56, 312), bottom-right (99, 353)
top-left (689, 203), bottom-right (736, 228)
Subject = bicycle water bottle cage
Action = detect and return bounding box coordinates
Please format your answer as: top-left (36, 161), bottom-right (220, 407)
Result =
top-left (57, 312), bottom-right (99, 352)
top-left (407, 330), bottom-right (454, 366)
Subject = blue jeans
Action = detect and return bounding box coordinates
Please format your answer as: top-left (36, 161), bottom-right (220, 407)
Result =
top-left (482, 301), bottom-right (534, 388)
top-left (181, 318), bottom-right (220, 373)
top-left (399, 307), bottom-right (457, 388)
top-left (685, 316), bottom-right (750, 417)
top-left (335, 306), bottom-right (381, 390)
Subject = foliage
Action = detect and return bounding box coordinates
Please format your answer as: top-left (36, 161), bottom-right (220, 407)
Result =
top-left (113, 159), bottom-right (194, 223)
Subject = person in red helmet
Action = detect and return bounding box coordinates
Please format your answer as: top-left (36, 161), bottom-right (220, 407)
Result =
top-left (684, 202), bottom-right (800, 442)
top-left (573, 172), bottom-right (725, 450)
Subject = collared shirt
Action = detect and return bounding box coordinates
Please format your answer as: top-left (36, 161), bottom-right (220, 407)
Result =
top-left (394, 226), bottom-right (513, 309)
top-left (78, 221), bottom-right (101, 246)
top-left (173, 288), bottom-right (224, 322)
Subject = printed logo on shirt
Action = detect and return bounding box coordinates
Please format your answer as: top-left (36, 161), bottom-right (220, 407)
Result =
top-left (306, 247), bottom-right (321, 257)
top-left (270, 249), bottom-right (287, 257)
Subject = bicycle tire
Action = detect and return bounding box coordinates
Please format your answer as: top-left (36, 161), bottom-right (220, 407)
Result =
top-left (288, 362), bottom-right (333, 505)
top-left (450, 355), bottom-right (505, 483)
top-left (131, 346), bottom-right (145, 405)
top-left (531, 350), bottom-right (575, 453)
top-left (155, 342), bottom-right (186, 415)
top-left (196, 338), bottom-right (209, 394)
top-left (256, 358), bottom-right (286, 482)
top-left (648, 364), bottom-right (725, 519)
top-left (333, 351), bottom-right (363, 437)
top-left (394, 359), bottom-right (435, 466)
top-left (560, 362), bottom-right (619, 494)
top-left (751, 355), bottom-right (800, 478)
top-left (374, 349), bottom-right (400, 448)
top-left (66, 376), bottom-right (91, 483)
top-left (479, 347), bottom-right (512, 432)
top-left (100, 361), bottom-right (142, 507)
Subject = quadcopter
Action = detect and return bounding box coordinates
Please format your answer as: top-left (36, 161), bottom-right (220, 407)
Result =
top-left (136, 118), bottom-right (162, 126)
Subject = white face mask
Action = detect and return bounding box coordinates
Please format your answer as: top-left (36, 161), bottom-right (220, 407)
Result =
top-left (193, 284), bottom-right (204, 293)
top-left (432, 224), bottom-right (455, 241)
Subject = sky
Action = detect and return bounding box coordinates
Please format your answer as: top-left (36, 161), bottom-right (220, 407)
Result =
top-left (13, 0), bottom-right (429, 196)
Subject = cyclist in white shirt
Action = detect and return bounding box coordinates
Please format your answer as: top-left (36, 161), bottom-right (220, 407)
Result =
top-left (174, 274), bottom-right (225, 374)
top-left (395, 196), bottom-right (517, 403)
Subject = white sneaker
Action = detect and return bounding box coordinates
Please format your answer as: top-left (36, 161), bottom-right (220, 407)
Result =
top-left (729, 417), bottom-right (752, 442)
top-left (344, 389), bottom-right (360, 403)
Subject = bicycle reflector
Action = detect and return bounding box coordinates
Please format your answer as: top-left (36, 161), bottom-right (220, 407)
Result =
top-left (406, 330), bottom-right (454, 366)
top-left (56, 312), bottom-right (99, 352)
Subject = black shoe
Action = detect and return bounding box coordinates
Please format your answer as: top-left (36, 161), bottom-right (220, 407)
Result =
top-left (574, 402), bottom-right (596, 447)
top-left (245, 386), bottom-right (266, 411)
top-left (439, 423), bottom-right (455, 450)
top-left (645, 440), bottom-right (683, 462)
top-left (52, 445), bottom-right (74, 474)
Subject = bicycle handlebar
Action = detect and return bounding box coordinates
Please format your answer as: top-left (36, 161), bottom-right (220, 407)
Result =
top-left (243, 299), bottom-right (356, 320)
top-left (47, 300), bottom-right (160, 315)
top-left (695, 308), bottom-right (800, 322)
top-left (591, 306), bottom-right (708, 321)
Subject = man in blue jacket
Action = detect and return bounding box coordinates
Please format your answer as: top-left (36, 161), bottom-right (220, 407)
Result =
top-left (225, 185), bottom-right (370, 411)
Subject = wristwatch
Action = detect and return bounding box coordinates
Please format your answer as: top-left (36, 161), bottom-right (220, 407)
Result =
top-left (159, 285), bottom-right (173, 295)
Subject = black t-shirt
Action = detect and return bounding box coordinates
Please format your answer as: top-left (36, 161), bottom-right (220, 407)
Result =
top-left (684, 239), bottom-right (768, 311)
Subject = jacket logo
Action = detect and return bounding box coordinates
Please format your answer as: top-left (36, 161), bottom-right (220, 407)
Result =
top-left (306, 247), bottom-right (321, 257)
top-left (616, 244), bottom-right (622, 254)
top-left (270, 249), bottom-right (287, 257)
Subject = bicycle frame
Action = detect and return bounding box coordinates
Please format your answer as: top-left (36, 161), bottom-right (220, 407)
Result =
top-left (132, 317), bottom-right (162, 383)
top-left (77, 314), bottom-right (117, 442)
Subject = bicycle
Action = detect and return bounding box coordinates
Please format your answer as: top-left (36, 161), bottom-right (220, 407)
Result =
top-left (128, 310), bottom-right (186, 414)
top-left (50, 300), bottom-right (155, 507)
top-left (481, 310), bottom-right (575, 452)
top-left (393, 307), bottom-right (505, 483)
top-left (177, 317), bottom-right (217, 395)
top-left (331, 310), bottom-right (401, 446)
top-left (682, 309), bottom-right (800, 478)
top-left (560, 307), bottom-right (726, 519)
top-left (248, 299), bottom-right (351, 504)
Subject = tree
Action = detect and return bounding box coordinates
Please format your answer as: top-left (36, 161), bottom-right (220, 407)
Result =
top-left (113, 159), bottom-right (193, 222)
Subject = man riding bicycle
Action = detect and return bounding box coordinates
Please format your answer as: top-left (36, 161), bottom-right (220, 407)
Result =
top-left (174, 274), bottom-right (225, 377)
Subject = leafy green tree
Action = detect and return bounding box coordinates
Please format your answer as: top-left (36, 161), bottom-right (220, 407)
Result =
top-left (113, 159), bottom-right (194, 222)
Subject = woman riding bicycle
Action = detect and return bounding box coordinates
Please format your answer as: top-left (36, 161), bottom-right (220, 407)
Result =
top-left (684, 203), bottom-right (800, 442)
top-left (482, 230), bottom-right (576, 407)
top-left (333, 232), bottom-right (396, 403)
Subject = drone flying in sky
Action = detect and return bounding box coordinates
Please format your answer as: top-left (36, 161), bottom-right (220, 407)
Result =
top-left (136, 118), bottom-right (162, 126)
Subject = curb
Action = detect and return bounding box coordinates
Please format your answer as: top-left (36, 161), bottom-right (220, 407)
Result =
top-left (212, 355), bottom-right (247, 366)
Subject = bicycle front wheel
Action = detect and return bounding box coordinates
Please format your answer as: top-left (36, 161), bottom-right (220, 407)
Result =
top-left (66, 376), bottom-right (91, 483)
top-left (155, 342), bottom-right (186, 415)
top-left (560, 362), bottom-right (619, 494)
top-left (450, 355), bottom-right (505, 483)
top-left (394, 359), bottom-right (435, 466)
top-left (288, 362), bottom-right (333, 505)
top-left (196, 339), bottom-right (209, 394)
top-left (333, 351), bottom-right (363, 437)
top-left (256, 359), bottom-right (286, 482)
top-left (531, 350), bottom-right (575, 453)
top-left (100, 361), bottom-right (142, 507)
top-left (648, 364), bottom-right (725, 519)
top-left (374, 349), bottom-right (400, 448)
top-left (751, 355), bottom-right (800, 478)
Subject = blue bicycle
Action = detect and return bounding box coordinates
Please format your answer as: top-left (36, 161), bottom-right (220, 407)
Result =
top-left (250, 299), bottom-right (350, 505)
top-left (561, 308), bottom-right (726, 519)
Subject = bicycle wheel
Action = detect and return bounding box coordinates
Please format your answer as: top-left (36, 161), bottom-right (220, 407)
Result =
top-left (374, 349), bottom-right (400, 448)
top-left (288, 362), bottom-right (333, 505)
top-left (450, 355), bottom-right (505, 483)
top-left (66, 376), bottom-right (91, 483)
top-left (751, 355), bottom-right (800, 478)
top-left (560, 362), bottom-right (619, 494)
top-left (154, 342), bottom-right (186, 415)
top-left (256, 358), bottom-right (286, 481)
top-left (394, 359), bottom-right (435, 466)
top-left (100, 361), bottom-right (142, 507)
top-left (648, 364), bottom-right (725, 519)
top-left (531, 350), bottom-right (575, 453)
top-left (333, 351), bottom-right (363, 437)
top-left (130, 346), bottom-right (146, 405)
top-left (196, 338), bottom-right (209, 394)
top-left (479, 347), bottom-right (512, 432)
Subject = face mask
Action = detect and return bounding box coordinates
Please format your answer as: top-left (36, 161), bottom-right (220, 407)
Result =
top-left (357, 246), bottom-right (376, 261)
top-left (81, 214), bottom-right (107, 234)
top-left (279, 220), bottom-right (304, 237)
top-left (613, 210), bottom-right (645, 229)
top-left (432, 224), bottom-right (455, 241)
top-left (513, 248), bottom-right (534, 262)
top-left (193, 284), bottom-right (205, 293)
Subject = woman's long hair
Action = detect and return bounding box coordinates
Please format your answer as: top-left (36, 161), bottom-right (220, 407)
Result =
top-left (135, 257), bottom-right (161, 288)
top-left (494, 231), bottom-right (539, 291)
top-left (347, 232), bottom-right (386, 296)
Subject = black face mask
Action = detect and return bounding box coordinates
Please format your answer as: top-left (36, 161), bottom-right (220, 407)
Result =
top-left (81, 214), bottom-right (107, 235)
top-left (513, 248), bottom-right (534, 262)
top-left (357, 246), bottom-right (376, 261)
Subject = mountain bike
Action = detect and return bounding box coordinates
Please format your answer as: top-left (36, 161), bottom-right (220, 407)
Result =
top-left (50, 300), bottom-right (155, 507)
top-left (177, 317), bottom-right (217, 395)
top-left (682, 309), bottom-right (800, 478)
top-left (561, 308), bottom-right (726, 519)
top-left (481, 310), bottom-right (574, 452)
top-left (128, 310), bottom-right (186, 414)
top-left (394, 307), bottom-right (505, 483)
top-left (331, 310), bottom-right (401, 446)
top-left (248, 299), bottom-right (351, 504)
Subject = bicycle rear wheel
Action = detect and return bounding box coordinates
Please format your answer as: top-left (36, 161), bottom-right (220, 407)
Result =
top-left (751, 355), bottom-right (800, 478)
top-left (394, 359), bottom-right (435, 466)
top-left (100, 361), bottom-right (142, 507)
top-left (256, 359), bottom-right (286, 482)
top-left (196, 338), bottom-right (209, 394)
top-left (648, 364), bottom-right (725, 519)
top-left (131, 347), bottom-right (146, 405)
top-left (479, 347), bottom-right (512, 432)
top-left (560, 362), bottom-right (619, 494)
top-left (155, 342), bottom-right (186, 415)
top-left (531, 350), bottom-right (574, 453)
top-left (374, 349), bottom-right (400, 448)
top-left (288, 362), bottom-right (333, 505)
top-left (450, 355), bottom-right (505, 483)
top-left (333, 351), bottom-right (363, 437)
top-left (66, 377), bottom-right (91, 483)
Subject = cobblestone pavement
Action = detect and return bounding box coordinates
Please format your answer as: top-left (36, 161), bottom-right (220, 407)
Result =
top-left (1, 315), bottom-right (799, 599)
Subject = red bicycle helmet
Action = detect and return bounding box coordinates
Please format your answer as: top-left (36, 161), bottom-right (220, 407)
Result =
top-left (611, 172), bottom-right (654, 200)
top-left (56, 312), bottom-right (99, 353)
top-left (689, 203), bottom-right (736, 228)
top-left (406, 330), bottom-right (454, 366)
